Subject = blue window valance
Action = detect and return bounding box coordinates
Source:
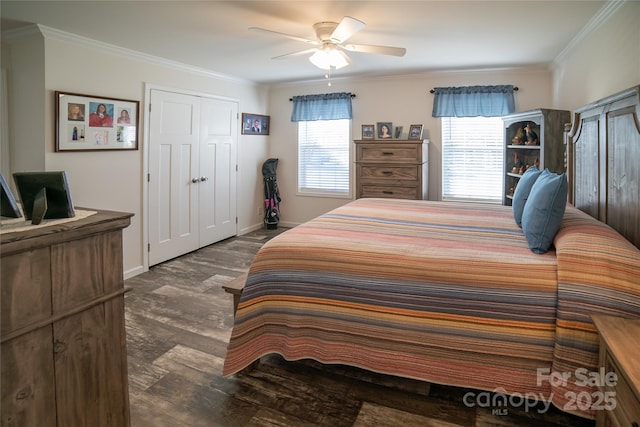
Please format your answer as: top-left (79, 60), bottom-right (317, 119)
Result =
top-left (432, 85), bottom-right (516, 118)
top-left (291, 92), bottom-right (353, 122)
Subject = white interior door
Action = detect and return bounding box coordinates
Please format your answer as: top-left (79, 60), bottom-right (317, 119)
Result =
top-left (148, 90), bottom-right (200, 266)
top-left (148, 90), bottom-right (238, 266)
top-left (199, 97), bottom-right (238, 246)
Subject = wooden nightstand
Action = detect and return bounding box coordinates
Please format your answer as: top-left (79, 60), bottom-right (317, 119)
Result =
top-left (592, 315), bottom-right (640, 427)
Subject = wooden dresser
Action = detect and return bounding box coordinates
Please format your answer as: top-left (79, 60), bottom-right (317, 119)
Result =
top-left (592, 315), bottom-right (640, 427)
top-left (354, 139), bottom-right (428, 200)
top-left (1, 209), bottom-right (133, 427)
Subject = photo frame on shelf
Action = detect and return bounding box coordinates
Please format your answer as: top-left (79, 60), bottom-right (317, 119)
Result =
top-left (361, 124), bottom-right (374, 139)
top-left (0, 172), bottom-right (22, 218)
top-left (55, 91), bottom-right (139, 151)
top-left (241, 113), bottom-right (270, 135)
top-left (377, 122), bottom-right (393, 139)
top-left (408, 124), bottom-right (423, 140)
top-left (394, 126), bottom-right (403, 139)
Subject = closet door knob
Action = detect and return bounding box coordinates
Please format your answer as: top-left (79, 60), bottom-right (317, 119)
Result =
top-left (192, 178), bottom-right (200, 183)
top-left (200, 176), bottom-right (209, 182)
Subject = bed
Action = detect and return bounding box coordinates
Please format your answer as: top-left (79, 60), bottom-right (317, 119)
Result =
top-left (223, 86), bottom-right (640, 420)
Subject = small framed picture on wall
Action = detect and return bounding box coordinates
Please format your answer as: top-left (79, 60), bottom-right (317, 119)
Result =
top-left (241, 113), bottom-right (270, 135)
top-left (55, 91), bottom-right (139, 151)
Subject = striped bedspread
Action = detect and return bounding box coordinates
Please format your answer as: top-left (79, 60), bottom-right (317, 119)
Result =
top-left (551, 207), bottom-right (640, 418)
top-left (223, 198), bottom-right (640, 419)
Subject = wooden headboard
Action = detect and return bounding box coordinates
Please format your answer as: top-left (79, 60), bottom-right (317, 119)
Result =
top-left (567, 85), bottom-right (640, 249)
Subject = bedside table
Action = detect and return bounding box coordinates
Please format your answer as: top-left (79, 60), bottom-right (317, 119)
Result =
top-left (592, 315), bottom-right (640, 427)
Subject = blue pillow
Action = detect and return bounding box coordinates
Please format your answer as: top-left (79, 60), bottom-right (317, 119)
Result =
top-left (512, 166), bottom-right (542, 227)
top-left (521, 169), bottom-right (568, 254)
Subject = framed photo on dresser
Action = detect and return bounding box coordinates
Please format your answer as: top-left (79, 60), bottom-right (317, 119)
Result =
top-left (377, 122), bottom-right (393, 139)
top-left (0, 173), bottom-right (21, 218)
top-left (361, 124), bottom-right (375, 139)
top-left (408, 124), bottom-right (423, 140)
top-left (394, 126), bottom-right (403, 139)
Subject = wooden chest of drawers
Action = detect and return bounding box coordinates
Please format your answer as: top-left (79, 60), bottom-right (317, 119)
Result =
top-left (592, 315), bottom-right (640, 427)
top-left (354, 139), bottom-right (428, 200)
top-left (1, 209), bottom-right (133, 426)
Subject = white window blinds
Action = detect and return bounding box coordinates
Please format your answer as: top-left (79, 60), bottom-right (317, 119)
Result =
top-left (297, 119), bottom-right (350, 196)
top-left (441, 116), bottom-right (504, 203)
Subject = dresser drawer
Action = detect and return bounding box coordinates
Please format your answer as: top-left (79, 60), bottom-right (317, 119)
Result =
top-left (358, 145), bottom-right (418, 162)
top-left (606, 355), bottom-right (640, 427)
top-left (361, 185), bottom-right (419, 199)
top-left (359, 165), bottom-right (418, 181)
top-left (1, 248), bottom-right (52, 335)
top-left (593, 315), bottom-right (640, 427)
top-left (616, 376), bottom-right (640, 427)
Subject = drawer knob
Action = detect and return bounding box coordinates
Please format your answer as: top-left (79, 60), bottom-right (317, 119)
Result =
top-left (382, 152), bottom-right (394, 155)
top-left (382, 171), bottom-right (393, 175)
top-left (383, 191), bottom-right (393, 194)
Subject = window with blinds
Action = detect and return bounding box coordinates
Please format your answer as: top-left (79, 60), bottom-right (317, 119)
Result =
top-left (297, 119), bottom-right (351, 197)
top-left (441, 116), bottom-right (504, 203)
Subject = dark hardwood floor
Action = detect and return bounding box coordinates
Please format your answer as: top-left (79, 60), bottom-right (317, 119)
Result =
top-left (124, 227), bottom-right (595, 427)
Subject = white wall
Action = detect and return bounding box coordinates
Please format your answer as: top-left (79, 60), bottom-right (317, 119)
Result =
top-left (268, 67), bottom-right (554, 225)
top-left (3, 25), bottom-right (270, 278)
top-left (552, 1), bottom-right (640, 109)
top-left (1, 30), bottom-right (46, 176)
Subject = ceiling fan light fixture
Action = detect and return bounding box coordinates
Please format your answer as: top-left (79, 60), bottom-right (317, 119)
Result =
top-left (309, 48), bottom-right (349, 70)
top-left (329, 49), bottom-right (350, 69)
top-left (309, 50), bottom-right (330, 70)
top-left (252, 15), bottom-right (405, 74)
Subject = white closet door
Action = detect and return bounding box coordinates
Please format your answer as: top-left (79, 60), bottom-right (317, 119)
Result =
top-left (198, 97), bottom-right (238, 246)
top-left (148, 89), bottom-right (200, 266)
top-left (148, 90), bottom-right (238, 267)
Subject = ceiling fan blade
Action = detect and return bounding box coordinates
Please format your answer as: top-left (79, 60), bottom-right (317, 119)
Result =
top-left (272, 48), bottom-right (318, 60)
top-left (342, 43), bottom-right (407, 57)
top-left (249, 27), bottom-right (319, 45)
top-left (329, 16), bottom-right (365, 44)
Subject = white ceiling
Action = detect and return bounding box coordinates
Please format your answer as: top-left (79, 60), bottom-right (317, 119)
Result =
top-left (1, 1), bottom-right (608, 84)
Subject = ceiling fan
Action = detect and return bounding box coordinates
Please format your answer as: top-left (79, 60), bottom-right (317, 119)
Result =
top-left (249, 16), bottom-right (406, 71)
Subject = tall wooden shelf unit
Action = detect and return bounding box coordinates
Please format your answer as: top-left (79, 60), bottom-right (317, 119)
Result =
top-left (502, 109), bottom-right (570, 206)
top-left (1, 209), bottom-right (133, 427)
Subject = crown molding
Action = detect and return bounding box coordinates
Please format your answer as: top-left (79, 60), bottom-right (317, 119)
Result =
top-left (553, 0), bottom-right (627, 67)
top-left (1, 24), bottom-right (42, 42)
top-left (2, 24), bottom-right (256, 85)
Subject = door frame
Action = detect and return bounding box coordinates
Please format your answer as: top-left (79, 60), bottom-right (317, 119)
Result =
top-left (142, 83), bottom-right (239, 272)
